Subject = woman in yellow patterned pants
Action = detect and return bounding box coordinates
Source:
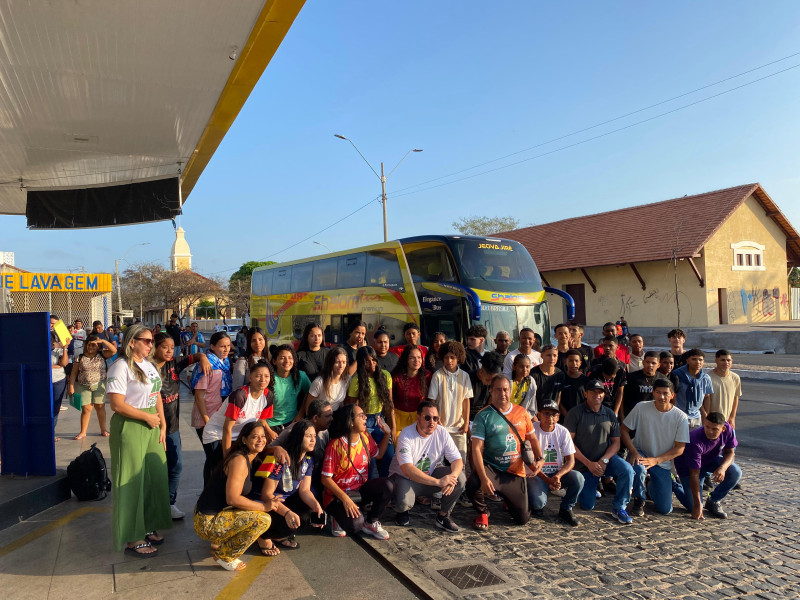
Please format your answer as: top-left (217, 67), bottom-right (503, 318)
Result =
top-left (194, 422), bottom-right (280, 570)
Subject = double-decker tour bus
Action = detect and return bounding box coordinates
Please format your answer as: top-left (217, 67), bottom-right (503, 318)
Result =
top-left (250, 235), bottom-right (573, 352)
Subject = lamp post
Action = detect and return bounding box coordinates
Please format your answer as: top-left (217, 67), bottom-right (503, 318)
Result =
top-left (313, 241), bottom-right (332, 253)
top-left (334, 134), bottom-right (422, 242)
top-left (115, 243), bottom-right (150, 324)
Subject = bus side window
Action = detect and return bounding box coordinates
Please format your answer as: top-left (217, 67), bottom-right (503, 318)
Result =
top-left (337, 253), bottom-right (366, 289)
top-left (405, 246), bottom-right (456, 283)
top-left (291, 263), bottom-right (313, 293)
top-left (273, 268), bottom-right (291, 295)
top-left (313, 259), bottom-right (337, 291)
top-left (253, 270), bottom-right (273, 296)
top-left (366, 249), bottom-right (405, 291)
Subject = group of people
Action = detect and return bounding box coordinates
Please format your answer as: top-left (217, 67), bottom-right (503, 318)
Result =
top-left (76, 315), bottom-right (742, 572)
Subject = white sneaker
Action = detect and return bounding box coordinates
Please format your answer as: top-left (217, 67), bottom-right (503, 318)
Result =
top-left (170, 504), bottom-right (185, 519)
top-left (361, 520), bottom-right (389, 540)
top-left (330, 518), bottom-right (346, 537)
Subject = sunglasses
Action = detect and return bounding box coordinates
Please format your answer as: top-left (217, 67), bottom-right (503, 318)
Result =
top-left (134, 337), bottom-right (154, 345)
top-left (423, 415), bottom-right (440, 422)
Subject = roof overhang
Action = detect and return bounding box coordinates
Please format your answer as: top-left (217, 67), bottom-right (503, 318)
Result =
top-left (0, 0), bottom-right (305, 228)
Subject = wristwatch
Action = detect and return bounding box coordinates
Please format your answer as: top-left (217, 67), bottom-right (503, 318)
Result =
top-left (601, 458), bottom-right (609, 464)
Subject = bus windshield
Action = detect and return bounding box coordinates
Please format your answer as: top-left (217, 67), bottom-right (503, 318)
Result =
top-left (447, 238), bottom-right (543, 293)
top-left (480, 302), bottom-right (551, 351)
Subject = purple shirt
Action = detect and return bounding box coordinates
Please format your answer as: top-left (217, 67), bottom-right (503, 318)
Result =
top-left (674, 422), bottom-right (737, 477)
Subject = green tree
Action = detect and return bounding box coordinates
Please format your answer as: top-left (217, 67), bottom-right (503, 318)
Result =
top-left (790, 267), bottom-right (800, 288)
top-left (229, 261), bottom-right (276, 283)
top-left (452, 215), bottom-right (520, 236)
top-left (196, 299), bottom-right (217, 319)
top-left (228, 260), bottom-right (276, 318)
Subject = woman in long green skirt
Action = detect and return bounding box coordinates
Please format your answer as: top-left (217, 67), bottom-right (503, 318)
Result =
top-left (106, 324), bottom-right (172, 557)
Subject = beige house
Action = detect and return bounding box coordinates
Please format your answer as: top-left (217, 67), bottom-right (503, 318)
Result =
top-left (501, 183), bottom-right (800, 328)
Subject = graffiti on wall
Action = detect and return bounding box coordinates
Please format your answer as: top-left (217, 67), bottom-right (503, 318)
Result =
top-left (733, 286), bottom-right (781, 321)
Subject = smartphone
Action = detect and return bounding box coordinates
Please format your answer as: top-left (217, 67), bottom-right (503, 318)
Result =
top-left (310, 511), bottom-right (326, 526)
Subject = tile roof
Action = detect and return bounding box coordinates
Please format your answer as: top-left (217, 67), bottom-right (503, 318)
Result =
top-left (499, 183), bottom-right (800, 272)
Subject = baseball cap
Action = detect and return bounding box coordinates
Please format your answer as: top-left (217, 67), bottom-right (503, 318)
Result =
top-left (584, 379), bottom-right (605, 392)
top-left (539, 399), bottom-right (559, 413)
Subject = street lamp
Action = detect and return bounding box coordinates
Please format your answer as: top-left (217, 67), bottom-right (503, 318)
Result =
top-left (334, 134), bottom-right (422, 242)
top-left (313, 241), bottom-right (333, 253)
top-left (115, 243), bottom-right (150, 324)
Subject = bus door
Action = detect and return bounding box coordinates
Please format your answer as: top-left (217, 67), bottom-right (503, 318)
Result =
top-left (421, 313), bottom-right (462, 347)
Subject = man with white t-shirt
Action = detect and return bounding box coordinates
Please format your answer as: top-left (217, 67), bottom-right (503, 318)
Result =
top-left (72, 319), bottom-right (87, 358)
top-left (502, 327), bottom-right (542, 380)
top-left (527, 399), bottom-right (584, 526)
top-left (389, 401), bottom-right (466, 532)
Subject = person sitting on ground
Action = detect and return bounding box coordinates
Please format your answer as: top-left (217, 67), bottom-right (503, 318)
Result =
top-left (346, 346), bottom-right (396, 477)
top-left (567, 322), bottom-right (593, 373)
top-left (667, 328), bottom-right (689, 368)
top-left (565, 380), bottom-right (635, 524)
top-left (426, 331), bottom-right (447, 373)
top-left (427, 341), bottom-right (472, 463)
top-left (300, 347), bottom-right (350, 416)
top-left (469, 351), bottom-right (504, 421)
top-left (255, 420), bottom-right (325, 553)
top-left (621, 350), bottom-right (661, 420)
top-left (466, 375), bottom-right (545, 529)
top-left (589, 349), bottom-right (626, 416)
top-left (503, 328), bottom-right (541, 379)
top-left (673, 349), bottom-right (712, 430)
top-left (296, 323), bottom-right (330, 381)
top-left (68, 333), bottom-right (115, 439)
top-left (194, 422), bottom-right (275, 571)
top-left (621, 378), bottom-right (689, 516)
top-left (593, 322), bottom-right (630, 364)
top-left (272, 398), bottom-right (334, 498)
top-left (672, 411), bottom-right (742, 520)
top-left (463, 324), bottom-right (488, 374)
top-left (321, 404), bottom-right (394, 539)
top-left (202, 362), bottom-right (277, 477)
top-left (559, 349), bottom-right (589, 418)
top-left (657, 351), bottom-right (681, 398)
top-left (704, 349), bottom-right (741, 431)
top-left (628, 334), bottom-right (645, 372)
top-left (373, 328), bottom-right (399, 373)
top-left (510, 353), bottom-right (537, 417)
top-left (389, 401), bottom-right (466, 531)
top-left (531, 344), bottom-right (564, 416)
top-left (391, 345), bottom-right (432, 433)
top-left (232, 327), bottom-right (270, 390)
top-left (528, 399), bottom-right (584, 526)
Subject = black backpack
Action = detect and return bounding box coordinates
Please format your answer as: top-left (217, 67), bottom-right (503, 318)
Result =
top-left (67, 443), bottom-right (112, 501)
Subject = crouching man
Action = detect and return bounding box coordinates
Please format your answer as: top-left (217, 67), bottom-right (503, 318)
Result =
top-left (389, 401), bottom-right (466, 532)
top-left (672, 411), bottom-right (741, 519)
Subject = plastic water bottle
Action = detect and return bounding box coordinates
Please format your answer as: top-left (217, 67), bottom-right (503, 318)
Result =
top-left (281, 462), bottom-right (293, 492)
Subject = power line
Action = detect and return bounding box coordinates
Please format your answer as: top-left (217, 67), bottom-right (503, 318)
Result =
top-left (389, 61), bottom-right (800, 199)
top-left (391, 51), bottom-right (800, 196)
top-left (206, 195), bottom-right (382, 276)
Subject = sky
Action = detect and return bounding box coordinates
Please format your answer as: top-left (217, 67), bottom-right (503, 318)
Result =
top-left (3, 0), bottom-right (800, 278)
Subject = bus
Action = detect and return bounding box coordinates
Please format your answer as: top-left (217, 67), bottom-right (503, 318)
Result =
top-left (250, 235), bottom-right (563, 352)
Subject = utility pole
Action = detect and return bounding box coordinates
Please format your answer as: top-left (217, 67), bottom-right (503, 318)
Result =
top-left (380, 162), bottom-right (387, 242)
top-left (115, 259), bottom-right (122, 325)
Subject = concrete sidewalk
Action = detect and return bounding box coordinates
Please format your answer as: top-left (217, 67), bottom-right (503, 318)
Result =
top-left (0, 388), bottom-right (419, 600)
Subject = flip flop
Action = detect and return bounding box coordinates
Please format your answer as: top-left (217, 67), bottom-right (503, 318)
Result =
top-left (125, 542), bottom-right (157, 558)
top-left (214, 555), bottom-right (246, 571)
top-left (473, 514), bottom-right (489, 530)
top-left (145, 531), bottom-right (165, 546)
top-left (257, 540), bottom-right (280, 556)
top-left (278, 537), bottom-right (299, 550)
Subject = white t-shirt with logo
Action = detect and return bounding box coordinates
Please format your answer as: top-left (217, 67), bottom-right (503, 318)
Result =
top-left (106, 359), bottom-right (162, 410)
top-left (532, 421), bottom-right (575, 476)
top-left (308, 375), bottom-right (351, 411)
top-left (389, 423), bottom-right (462, 478)
top-left (203, 389), bottom-right (271, 444)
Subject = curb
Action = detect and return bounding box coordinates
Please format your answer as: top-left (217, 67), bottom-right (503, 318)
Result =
top-left (732, 368), bottom-right (800, 382)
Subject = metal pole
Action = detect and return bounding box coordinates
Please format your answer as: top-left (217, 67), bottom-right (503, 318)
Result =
top-left (115, 259), bottom-right (122, 324)
top-left (381, 162), bottom-right (388, 242)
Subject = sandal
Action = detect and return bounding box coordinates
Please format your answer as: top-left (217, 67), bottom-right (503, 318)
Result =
top-left (145, 531), bottom-right (165, 546)
top-left (473, 514), bottom-right (489, 530)
top-left (278, 536), bottom-right (299, 550)
top-left (125, 541), bottom-right (157, 557)
top-left (257, 539), bottom-right (280, 556)
top-left (213, 555), bottom-right (246, 571)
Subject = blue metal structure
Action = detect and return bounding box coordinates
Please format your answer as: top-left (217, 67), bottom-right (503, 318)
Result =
top-left (544, 287), bottom-right (576, 321)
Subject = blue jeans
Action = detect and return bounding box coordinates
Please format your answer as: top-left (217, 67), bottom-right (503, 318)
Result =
top-left (633, 463), bottom-right (674, 514)
top-left (578, 455), bottom-right (633, 511)
top-left (527, 470), bottom-right (584, 511)
top-left (52, 378), bottom-right (67, 429)
top-left (165, 430), bottom-right (183, 505)
top-left (673, 459), bottom-right (742, 511)
top-left (365, 413), bottom-right (394, 479)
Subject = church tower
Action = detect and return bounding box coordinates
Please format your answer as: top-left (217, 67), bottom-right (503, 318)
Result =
top-left (170, 227), bottom-right (192, 271)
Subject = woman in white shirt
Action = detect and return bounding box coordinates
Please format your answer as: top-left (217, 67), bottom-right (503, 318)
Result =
top-left (300, 347), bottom-right (350, 417)
top-left (106, 323), bottom-right (171, 558)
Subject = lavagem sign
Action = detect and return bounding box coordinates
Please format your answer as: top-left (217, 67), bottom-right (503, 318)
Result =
top-left (1, 273), bottom-right (113, 292)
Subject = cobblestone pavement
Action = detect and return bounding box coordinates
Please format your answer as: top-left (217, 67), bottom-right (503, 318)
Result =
top-left (362, 457), bottom-right (799, 600)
